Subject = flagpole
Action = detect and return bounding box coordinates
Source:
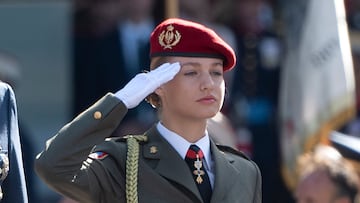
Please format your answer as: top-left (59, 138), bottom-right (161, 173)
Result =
top-left (165, 0), bottom-right (179, 18)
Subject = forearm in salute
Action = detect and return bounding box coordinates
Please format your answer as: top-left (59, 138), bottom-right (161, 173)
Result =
top-left (35, 62), bottom-right (180, 203)
top-left (35, 93), bottom-right (127, 201)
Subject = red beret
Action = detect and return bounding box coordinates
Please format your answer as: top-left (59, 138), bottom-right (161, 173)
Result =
top-left (150, 18), bottom-right (236, 71)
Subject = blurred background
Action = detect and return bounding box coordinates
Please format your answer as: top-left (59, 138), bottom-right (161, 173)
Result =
top-left (0, 0), bottom-right (359, 202)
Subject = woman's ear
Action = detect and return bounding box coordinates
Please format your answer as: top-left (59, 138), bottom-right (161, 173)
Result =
top-left (146, 92), bottom-right (161, 109)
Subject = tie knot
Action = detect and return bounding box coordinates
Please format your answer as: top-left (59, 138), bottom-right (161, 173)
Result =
top-left (186, 144), bottom-right (204, 159)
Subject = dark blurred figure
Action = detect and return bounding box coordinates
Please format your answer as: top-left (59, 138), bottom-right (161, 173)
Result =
top-left (0, 80), bottom-right (28, 203)
top-left (207, 112), bottom-right (238, 149)
top-left (341, 31), bottom-right (360, 138)
top-left (294, 144), bottom-right (359, 203)
top-left (72, 0), bottom-right (159, 135)
top-left (345, 0), bottom-right (360, 31)
top-left (0, 52), bottom-right (38, 203)
top-left (220, 0), bottom-right (291, 202)
top-left (178, 0), bottom-right (237, 50)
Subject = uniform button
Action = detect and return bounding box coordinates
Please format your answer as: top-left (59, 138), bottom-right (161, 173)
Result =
top-left (94, 111), bottom-right (102, 120)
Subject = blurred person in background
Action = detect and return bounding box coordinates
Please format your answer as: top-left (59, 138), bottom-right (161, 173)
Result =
top-left (345, 0), bottom-right (360, 31)
top-left (0, 79), bottom-right (28, 202)
top-left (0, 52), bottom-right (37, 203)
top-left (178, 0), bottom-right (237, 51)
top-left (72, 0), bottom-right (157, 135)
top-left (341, 31), bottom-right (360, 138)
top-left (294, 144), bottom-right (359, 203)
top-left (207, 112), bottom-right (238, 149)
top-left (225, 0), bottom-right (282, 157)
top-left (220, 0), bottom-right (288, 202)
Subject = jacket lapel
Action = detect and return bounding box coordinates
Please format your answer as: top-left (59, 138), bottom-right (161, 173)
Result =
top-left (142, 126), bottom-right (203, 202)
top-left (209, 141), bottom-right (238, 202)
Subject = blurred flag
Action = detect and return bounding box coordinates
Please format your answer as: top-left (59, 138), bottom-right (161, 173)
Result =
top-left (279, 0), bottom-right (356, 189)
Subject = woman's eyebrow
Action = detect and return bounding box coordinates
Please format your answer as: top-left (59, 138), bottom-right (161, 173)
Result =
top-left (180, 61), bottom-right (223, 68)
top-left (180, 62), bottom-right (200, 67)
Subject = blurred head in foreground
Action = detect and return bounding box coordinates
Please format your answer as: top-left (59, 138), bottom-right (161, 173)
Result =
top-left (294, 144), bottom-right (359, 203)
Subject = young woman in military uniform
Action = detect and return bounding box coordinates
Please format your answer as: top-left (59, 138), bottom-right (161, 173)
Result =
top-left (35, 18), bottom-right (262, 203)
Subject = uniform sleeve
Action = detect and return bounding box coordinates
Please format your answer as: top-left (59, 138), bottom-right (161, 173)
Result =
top-left (34, 93), bottom-right (128, 202)
top-left (85, 140), bottom-right (128, 202)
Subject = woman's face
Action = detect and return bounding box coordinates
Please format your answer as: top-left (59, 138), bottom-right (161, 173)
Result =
top-left (155, 56), bottom-right (225, 120)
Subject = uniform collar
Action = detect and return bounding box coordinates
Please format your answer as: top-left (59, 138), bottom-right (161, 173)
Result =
top-left (142, 125), bottom-right (242, 202)
top-left (156, 122), bottom-right (211, 167)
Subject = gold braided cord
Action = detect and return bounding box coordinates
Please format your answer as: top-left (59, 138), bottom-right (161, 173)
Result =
top-left (125, 135), bottom-right (147, 203)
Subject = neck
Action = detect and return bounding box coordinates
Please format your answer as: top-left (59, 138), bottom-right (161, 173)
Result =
top-left (160, 116), bottom-right (208, 143)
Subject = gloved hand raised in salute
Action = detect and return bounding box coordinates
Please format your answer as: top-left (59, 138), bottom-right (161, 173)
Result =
top-left (115, 62), bottom-right (181, 109)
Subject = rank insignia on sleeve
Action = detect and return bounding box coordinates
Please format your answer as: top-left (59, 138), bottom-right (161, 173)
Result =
top-left (89, 151), bottom-right (108, 160)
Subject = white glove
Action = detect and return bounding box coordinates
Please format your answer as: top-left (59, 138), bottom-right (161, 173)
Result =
top-left (115, 62), bottom-right (181, 109)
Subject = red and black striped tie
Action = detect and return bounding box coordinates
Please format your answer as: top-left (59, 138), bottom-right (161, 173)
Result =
top-left (185, 144), bottom-right (212, 203)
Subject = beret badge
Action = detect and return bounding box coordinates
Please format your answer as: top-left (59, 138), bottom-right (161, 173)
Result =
top-left (158, 24), bottom-right (181, 49)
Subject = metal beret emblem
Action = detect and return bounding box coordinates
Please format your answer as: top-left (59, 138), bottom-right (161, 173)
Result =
top-left (158, 24), bottom-right (181, 49)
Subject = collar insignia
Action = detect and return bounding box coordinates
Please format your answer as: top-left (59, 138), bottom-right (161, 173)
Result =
top-left (150, 146), bottom-right (158, 154)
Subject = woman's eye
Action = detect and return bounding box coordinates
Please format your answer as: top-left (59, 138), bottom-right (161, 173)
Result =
top-left (184, 71), bottom-right (197, 76)
top-left (211, 71), bottom-right (223, 76)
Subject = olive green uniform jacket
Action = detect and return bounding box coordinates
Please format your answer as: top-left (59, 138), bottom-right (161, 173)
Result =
top-left (35, 93), bottom-right (262, 203)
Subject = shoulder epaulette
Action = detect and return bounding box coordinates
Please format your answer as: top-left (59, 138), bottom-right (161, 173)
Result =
top-left (105, 135), bottom-right (148, 143)
top-left (216, 144), bottom-right (251, 161)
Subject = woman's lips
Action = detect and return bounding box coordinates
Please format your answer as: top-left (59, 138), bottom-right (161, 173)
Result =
top-left (197, 96), bottom-right (216, 104)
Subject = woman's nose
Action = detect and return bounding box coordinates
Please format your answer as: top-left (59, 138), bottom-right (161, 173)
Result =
top-left (200, 73), bottom-right (214, 91)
